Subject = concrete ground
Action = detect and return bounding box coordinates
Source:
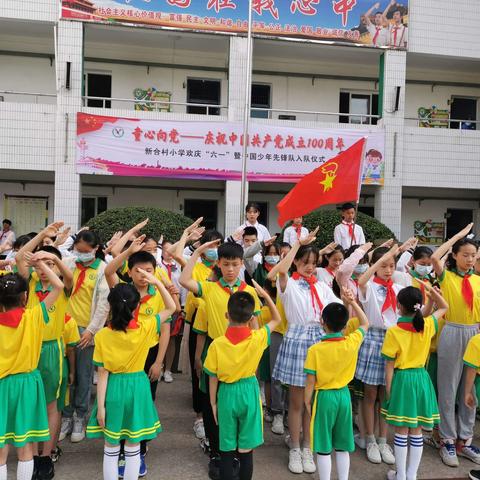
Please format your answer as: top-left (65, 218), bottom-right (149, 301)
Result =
top-left (7, 375), bottom-right (475, 479)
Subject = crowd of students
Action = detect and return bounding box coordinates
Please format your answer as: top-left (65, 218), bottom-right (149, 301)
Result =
top-left (2, 201), bottom-right (480, 480)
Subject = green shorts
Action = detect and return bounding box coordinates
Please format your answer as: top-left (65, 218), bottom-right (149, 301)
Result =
top-left (57, 356), bottom-right (69, 411)
top-left (310, 386), bottom-right (354, 454)
top-left (38, 339), bottom-right (64, 404)
top-left (218, 376), bottom-right (263, 452)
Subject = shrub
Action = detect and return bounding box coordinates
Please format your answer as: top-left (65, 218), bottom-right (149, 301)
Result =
top-left (86, 207), bottom-right (193, 244)
top-left (297, 209), bottom-right (396, 248)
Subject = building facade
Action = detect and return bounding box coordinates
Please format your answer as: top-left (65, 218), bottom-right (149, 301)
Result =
top-left (1, 0), bottom-right (480, 242)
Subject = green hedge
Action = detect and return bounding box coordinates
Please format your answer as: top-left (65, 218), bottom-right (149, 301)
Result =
top-left (86, 207), bottom-right (193, 244)
top-left (288, 210), bottom-right (396, 248)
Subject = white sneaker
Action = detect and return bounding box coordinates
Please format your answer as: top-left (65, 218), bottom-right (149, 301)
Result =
top-left (193, 419), bottom-right (205, 440)
top-left (302, 448), bottom-right (316, 474)
top-left (284, 434), bottom-right (293, 449)
top-left (163, 371), bottom-right (173, 383)
top-left (366, 441), bottom-right (382, 464)
top-left (59, 417), bottom-right (73, 442)
top-left (387, 470), bottom-right (397, 480)
top-left (70, 416), bottom-right (85, 443)
top-left (354, 433), bottom-right (366, 450)
top-left (288, 448), bottom-right (303, 474)
top-left (271, 414), bottom-right (285, 435)
top-left (378, 442), bottom-right (396, 465)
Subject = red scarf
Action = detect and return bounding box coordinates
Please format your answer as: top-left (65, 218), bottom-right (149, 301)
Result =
top-left (323, 336), bottom-right (346, 342)
top-left (292, 272), bottom-right (324, 312)
top-left (397, 322), bottom-right (417, 332)
top-left (36, 290), bottom-right (49, 302)
top-left (459, 271), bottom-right (474, 311)
top-left (216, 280), bottom-right (247, 296)
top-left (130, 292), bottom-right (154, 329)
top-left (342, 221), bottom-right (356, 243)
top-left (373, 276), bottom-right (397, 313)
top-left (325, 267), bottom-right (335, 278)
top-left (373, 26), bottom-right (381, 45)
top-left (225, 326), bottom-right (251, 345)
top-left (0, 307), bottom-right (24, 328)
top-left (162, 261), bottom-right (173, 280)
top-left (264, 262), bottom-right (274, 272)
top-left (72, 262), bottom-right (89, 296)
top-left (294, 224), bottom-right (302, 238)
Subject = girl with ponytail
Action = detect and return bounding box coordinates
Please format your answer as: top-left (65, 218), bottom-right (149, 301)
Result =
top-left (86, 272), bottom-right (176, 480)
top-left (381, 283), bottom-right (448, 480)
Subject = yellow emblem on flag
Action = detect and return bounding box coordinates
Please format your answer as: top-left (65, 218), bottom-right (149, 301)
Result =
top-left (319, 162), bottom-right (338, 192)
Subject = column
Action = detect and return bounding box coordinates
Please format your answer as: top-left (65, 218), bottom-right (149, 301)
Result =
top-left (224, 36), bottom-right (251, 234)
top-left (374, 50), bottom-right (406, 240)
top-left (53, 21), bottom-right (83, 229)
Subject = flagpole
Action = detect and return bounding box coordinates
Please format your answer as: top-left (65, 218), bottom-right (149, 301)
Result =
top-left (350, 137), bottom-right (368, 248)
top-left (239, 0), bottom-right (254, 224)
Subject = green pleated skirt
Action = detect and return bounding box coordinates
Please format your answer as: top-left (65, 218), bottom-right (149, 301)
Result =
top-left (0, 370), bottom-right (50, 447)
top-left (381, 368), bottom-right (439, 428)
top-left (86, 371), bottom-right (162, 444)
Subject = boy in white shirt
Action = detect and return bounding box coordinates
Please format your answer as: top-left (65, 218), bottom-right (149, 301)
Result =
top-left (334, 203), bottom-right (366, 250)
top-left (283, 217), bottom-right (309, 247)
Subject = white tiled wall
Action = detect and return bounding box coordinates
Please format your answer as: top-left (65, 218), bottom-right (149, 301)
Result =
top-left (0, 0), bottom-right (57, 22)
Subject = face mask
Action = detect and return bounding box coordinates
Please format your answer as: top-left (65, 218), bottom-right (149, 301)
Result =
top-left (74, 251), bottom-right (96, 264)
top-left (265, 255), bottom-right (280, 265)
top-left (205, 248), bottom-right (218, 261)
top-left (415, 264), bottom-right (433, 277)
top-left (354, 264), bottom-right (368, 275)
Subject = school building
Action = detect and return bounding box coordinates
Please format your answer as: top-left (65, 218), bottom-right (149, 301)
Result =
top-left (1, 1), bottom-right (480, 245)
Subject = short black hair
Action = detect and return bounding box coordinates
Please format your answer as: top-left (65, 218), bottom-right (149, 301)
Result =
top-left (243, 226), bottom-right (258, 238)
top-left (127, 251), bottom-right (157, 270)
top-left (0, 273), bottom-right (28, 309)
top-left (341, 203), bottom-right (355, 211)
top-left (74, 230), bottom-right (100, 248)
top-left (245, 202), bottom-right (260, 213)
top-left (413, 246), bottom-right (433, 261)
top-left (13, 235), bottom-right (32, 250)
top-left (322, 303), bottom-right (349, 332)
top-left (38, 245), bottom-right (62, 260)
top-left (218, 242), bottom-right (244, 261)
top-left (228, 291), bottom-right (255, 323)
top-left (200, 229), bottom-right (224, 245)
top-left (279, 242), bottom-right (291, 250)
top-left (2, 219), bottom-right (12, 226)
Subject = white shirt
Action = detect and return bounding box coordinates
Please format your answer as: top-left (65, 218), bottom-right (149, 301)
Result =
top-left (389, 23), bottom-right (408, 48)
top-left (159, 259), bottom-right (187, 306)
top-left (358, 280), bottom-right (403, 329)
top-left (366, 23), bottom-right (389, 47)
top-left (283, 225), bottom-right (309, 247)
top-left (278, 276), bottom-right (341, 327)
top-left (316, 267), bottom-right (336, 288)
top-left (333, 223), bottom-right (366, 250)
top-left (240, 221), bottom-right (271, 243)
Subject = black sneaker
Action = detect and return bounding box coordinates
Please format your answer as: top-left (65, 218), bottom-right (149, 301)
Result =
top-left (233, 457), bottom-right (240, 480)
top-left (208, 456), bottom-right (221, 480)
top-left (51, 446), bottom-right (63, 464)
top-left (470, 471), bottom-right (480, 480)
top-left (37, 456), bottom-right (55, 480)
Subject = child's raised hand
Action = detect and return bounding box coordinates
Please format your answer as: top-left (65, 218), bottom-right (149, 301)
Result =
top-left (24, 251), bottom-right (34, 267)
top-left (196, 239), bottom-right (221, 255)
top-left (187, 227), bottom-right (205, 243)
top-left (252, 279), bottom-right (270, 300)
top-left (359, 242), bottom-right (374, 253)
top-left (42, 221), bottom-right (64, 238)
top-left (137, 267), bottom-right (156, 283)
top-left (132, 219), bottom-right (149, 233)
top-left (300, 226), bottom-right (319, 246)
top-left (185, 217), bottom-right (204, 235)
top-left (55, 227), bottom-right (71, 246)
top-left (127, 234), bottom-right (146, 254)
top-left (231, 227), bottom-right (244, 242)
top-left (31, 251), bottom-right (57, 265)
top-left (319, 241), bottom-right (337, 255)
top-left (341, 286), bottom-right (356, 305)
top-left (456, 222), bottom-right (474, 239)
top-left (264, 235), bottom-right (278, 247)
top-left (379, 239), bottom-right (394, 249)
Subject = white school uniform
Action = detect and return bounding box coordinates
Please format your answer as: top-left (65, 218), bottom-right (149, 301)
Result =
top-left (316, 267), bottom-right (336, 288)
top-left (283, 225), bottom-right (309, 247)
top-left (333, 222), bottom-right (366, 250)
top-left (367, 23), bottom-right (389, 47)
top-left (389, 24), bottom-right (408, 48)
top-left (239, 221), bottom-right (271, 243)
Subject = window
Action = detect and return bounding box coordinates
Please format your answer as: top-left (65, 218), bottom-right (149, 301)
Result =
top-left (84, 72), bottom-right (112, 108)
top-left (184, 199), bottom-right (218, 230)
top-left (186, 79), bottom-right (221, 115)
top-left (251, 84), bottom-right (271, 118)
top-left (81, 196), bottom-right (107, 225)
top-left (358, 206), bottom-right (375, 217)
top-left (339, 91), bottom-right (378, 125)
top-left (450, 97), bottom-right (477, 130)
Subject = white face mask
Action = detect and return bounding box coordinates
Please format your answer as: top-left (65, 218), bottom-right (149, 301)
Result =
top-left (354, 264), bottom-right (368, 275)
top-left (265, 255), bottom-right (280, 265)
top-left (414, 264), bottom-right (433, 277)
top-left (74, 250), bottom-right (96, 264)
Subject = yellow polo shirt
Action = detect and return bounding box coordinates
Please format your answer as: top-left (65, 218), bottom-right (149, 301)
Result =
top-left (381, 315), bottom-right (438, 369)
top-left (0, 303), bottom-right (49, 378)
top-left (204, 326), bottom-right (270, 383)
top-left (275, 297), bottom-right (288, 335)
top-left (185, 261), bottom-right (215, 324)
top-left (194, 278), bottom-right (261, 339)
top-left (343, 316), bottom-right (360, 336)
top-left (27, 272), bottom-right (70, 341)
top-left (304, 329), bottom-right (365, 390)
top-left (93, 316), bottom-right (161, 373)
top-left (464, 333), bottom-right (480, 373)
top-left (67, 258), bottom-right (103, 328)
top-left (439, 270), bottom-right (480, 325)
top-left (63, 315), bottom-right (80, 348)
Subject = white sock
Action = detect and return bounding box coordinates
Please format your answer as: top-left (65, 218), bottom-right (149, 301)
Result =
top-left (394, 434), bottom-right (408, 480)
top-left (335, 451), bottom-right (350, 480)
top-left (316, 454), bottom-right (332, 480)
top-left (124, 444), bottom-right (141, 480)
top-left (0, 464), bottom-right (6, 480)
top-left (103, 445), bottom-right (120, 480)
top-left (16, 460), bottom-right (33, 480)
top-left (406, 435), bottom-right (423, 480)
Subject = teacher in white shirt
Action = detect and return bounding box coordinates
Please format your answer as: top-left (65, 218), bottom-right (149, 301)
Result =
top-left (238, 202), bottom-right (271, 243)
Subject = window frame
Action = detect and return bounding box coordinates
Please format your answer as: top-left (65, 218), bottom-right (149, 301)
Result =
top-left (186, 77), bottom-right (222, 116)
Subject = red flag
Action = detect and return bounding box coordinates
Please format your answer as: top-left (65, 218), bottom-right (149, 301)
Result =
top-left (277, 138), bottom-right (366, 227)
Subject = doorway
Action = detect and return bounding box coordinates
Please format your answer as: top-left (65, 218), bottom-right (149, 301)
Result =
top-left (184, 199), bottom-right (218, 230)
top-left (446, 208), bottom-right (473, 239)
top-left (450, 97), bottom-right (477, 130)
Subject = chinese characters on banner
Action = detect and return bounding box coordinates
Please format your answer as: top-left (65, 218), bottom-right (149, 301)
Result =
top-left (61, 0), bottom-right (409, 49)
top-left (76, 113), bottom-right (385, 184)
